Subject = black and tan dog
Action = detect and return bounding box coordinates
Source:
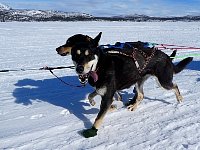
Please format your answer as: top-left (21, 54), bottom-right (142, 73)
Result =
top-left (56, 33), bottom-right (177, 107)
top-left (56, 33), bottom-right (122, 106)
top-left (69, 32), bottom-right (193, 138)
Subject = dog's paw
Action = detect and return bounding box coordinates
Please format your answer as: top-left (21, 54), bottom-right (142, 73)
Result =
top-left (88, 95), bottom-right (96, 106)
top-left (116, 95), bottom-right (122, 101)
top-left (176, 95), bottom-right (183, 103)
top-left (82, 127), bottom-right (98, 138)
top-left (114, 93), bottom-right (122, 101)
top-left (109, 104), bottom-right (117, 112)
top-left (127, 103), bottom-right (138, 111)
top-left (89, 99), bottom-right (96, 106)
top-left (137, 93), bottom-right (144, 101)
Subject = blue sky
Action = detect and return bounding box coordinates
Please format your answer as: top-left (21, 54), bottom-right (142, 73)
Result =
top-left (0, 0), bottom-right (200, 17)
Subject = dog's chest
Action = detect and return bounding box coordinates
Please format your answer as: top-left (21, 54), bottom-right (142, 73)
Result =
top-left (88, 56), bottom-right (140, 90)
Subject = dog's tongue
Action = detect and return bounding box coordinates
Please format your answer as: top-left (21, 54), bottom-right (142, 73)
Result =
top-left (89, 71), bottom-right (98, 82)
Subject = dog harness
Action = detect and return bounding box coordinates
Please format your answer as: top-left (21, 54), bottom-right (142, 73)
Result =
top-left (100, 42), bottom-right (157, 75)
top-left (78, 41), bottom-right (156, 85)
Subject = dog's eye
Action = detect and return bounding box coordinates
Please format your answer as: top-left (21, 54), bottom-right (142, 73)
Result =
top-left (85, 50), bottom-right (89, 56)
top-left (77, 50), bottom-right (81, 55)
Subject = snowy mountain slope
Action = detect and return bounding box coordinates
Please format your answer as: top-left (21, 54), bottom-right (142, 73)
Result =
top-left (0, 22), bottom-right (200, 150)
top-left (1, 3), bottom-right (200, 22)
top-left (10, 9), bottom-right (93, 18)
top-left (0, 3), bottom-right (11, 10)
top-left (0, 3), bottom-right (93, 22)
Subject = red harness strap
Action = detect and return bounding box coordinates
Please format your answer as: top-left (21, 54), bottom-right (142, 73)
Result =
top-left (106, 47), bottom-right (157, 74)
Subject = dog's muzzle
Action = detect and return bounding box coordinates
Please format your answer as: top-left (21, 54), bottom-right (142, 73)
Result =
top-left (76, 65), bottom-right (84, 74)
top-left (76, 65), bottom-right (89, 85)
top-left (77, 64), bottom-right (98, 85)
top-left (78, 74), bottom-right (89, 85)
top-left (78, 71), bottom-right (98, 85)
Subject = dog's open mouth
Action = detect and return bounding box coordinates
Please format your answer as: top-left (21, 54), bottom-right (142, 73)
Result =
top-left (77, 64), bottom-right (98, 85)
top-left (78, 74), bottom-right (89, 85)
top-left (78, 71), bottom-right (98, 85)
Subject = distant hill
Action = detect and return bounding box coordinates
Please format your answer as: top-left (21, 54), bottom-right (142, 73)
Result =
top-left (1, 3), bottom-right (200, 22)
top-left (0, 3), bottom-right (11, 10)
top-left (0, 3), bottom-right (93, 22)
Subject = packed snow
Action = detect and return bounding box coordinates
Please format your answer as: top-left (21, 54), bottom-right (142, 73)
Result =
top-left (0, 21), bottom-right (200, 150)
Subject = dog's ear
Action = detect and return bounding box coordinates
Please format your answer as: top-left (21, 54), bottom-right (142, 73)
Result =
top-left (91, 32), bottom-right (102, 47)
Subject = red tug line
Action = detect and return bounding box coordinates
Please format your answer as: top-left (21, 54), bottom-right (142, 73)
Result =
top-left (156, 43), bottom-right (200, 50)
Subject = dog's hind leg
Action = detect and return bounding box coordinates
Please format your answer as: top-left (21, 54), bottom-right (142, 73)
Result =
top-left (127, 76), bottom-right (149, 111)
top-left (127, 83), bottom-right (144, 111)
top-left (155, 61), bottom-right (183, 103)
top-left (172, 84), bottom-right (183, 103)
top-left (109, 91), bottom-right (122, 111)
top-left (156, 76), bottom-right (183, 103)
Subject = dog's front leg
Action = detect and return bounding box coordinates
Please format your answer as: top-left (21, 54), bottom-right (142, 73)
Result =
top-left (88, 91), bottom-right (98, 106)
top-left (82, 87), bottom-right (114, 138)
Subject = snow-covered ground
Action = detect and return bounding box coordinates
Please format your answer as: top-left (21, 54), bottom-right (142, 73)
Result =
top-left (0, 21), bottom-right (200, 150)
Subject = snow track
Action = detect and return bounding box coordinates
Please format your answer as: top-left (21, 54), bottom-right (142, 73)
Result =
top-left (0, 22), bottom-right (200, 150)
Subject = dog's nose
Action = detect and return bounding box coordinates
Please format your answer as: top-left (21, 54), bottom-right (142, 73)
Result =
top-left (76, 65), bottom-right (84, 74)
top-left (56, 47), bottom-right (60, 53)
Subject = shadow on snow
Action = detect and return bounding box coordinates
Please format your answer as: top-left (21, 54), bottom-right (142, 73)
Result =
top-left (13, 76), bottom-right (99, 128)
top-left (174, 60), bottom-right (200, 82)
top-left (12, 60), bottom-right (199, 127)
top-left (186, 60), bottom-right (200, 82)
top-left (186, 60), bottom-right (200, 72)
top-left (120, 90), bottom-right (171, 105)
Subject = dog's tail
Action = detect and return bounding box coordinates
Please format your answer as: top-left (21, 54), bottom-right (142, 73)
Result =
top-left (173, 57), bottom-right (193, 74)
top-left (170, 50), bottom-right (177, 61)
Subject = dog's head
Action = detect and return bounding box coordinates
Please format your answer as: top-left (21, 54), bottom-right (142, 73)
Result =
top-left (56, 34), bottom-right (93, 56)
top-left (71, 32), bottom-right (102, 84)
